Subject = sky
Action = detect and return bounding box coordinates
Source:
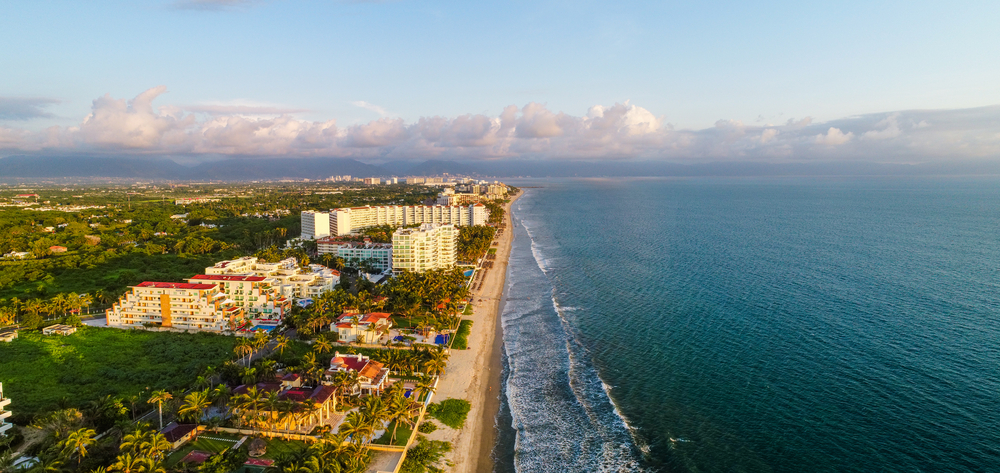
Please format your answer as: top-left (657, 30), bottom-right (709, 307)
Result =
top-left (1, 0), bottom-right (999, 163)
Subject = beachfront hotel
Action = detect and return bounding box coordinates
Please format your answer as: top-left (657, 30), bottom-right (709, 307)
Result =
top-left (301, 210), bottom-right (330, 240)
top-left (391, 223), bottom-right (458, 273)
top-left (106, 282), bottom-right (246, 332)
top-left (316, 237), bottom-right (393, 272)
top-left (185, 274), bottom-right (292, 321)
top-left (204, 256), bottom-right (339, 300)
top-left (0, 383), bottom-right (12, 437)
top-left (301, 204), bottom-right (488, 238)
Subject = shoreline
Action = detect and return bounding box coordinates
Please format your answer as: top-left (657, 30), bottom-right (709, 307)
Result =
top-left (422, 189), bottom-right (522, 473)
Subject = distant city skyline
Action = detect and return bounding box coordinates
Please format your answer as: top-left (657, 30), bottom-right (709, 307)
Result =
top-left (1, 0), bottom-right (999, 162)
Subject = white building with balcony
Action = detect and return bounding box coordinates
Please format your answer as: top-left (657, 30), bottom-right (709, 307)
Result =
top-left (106, 282), bottom-right (246, 332)
top-left (392, 223), bottom-right (458, 273)
top-left (0, 383), bottom-right (12, 437)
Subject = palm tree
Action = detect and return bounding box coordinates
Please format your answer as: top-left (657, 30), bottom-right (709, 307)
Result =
top-left (339, 412), bottom-right (373, 446)
top-left (313, 338), bottom-right (332, 355)
top-left (385, 392), bottom-right (415, 445)
top-left (109, 452), bottom-right (148, 473)
top-left (177, 390), bottom-right (211, 424)
top-left (147, 390), bottom-right (172, 431)
top-left (235, 339), bottom-right (254, 367)
top-left (61, 427), bottom-right (97, 465)
top-left (273, 334), bottom-right (290, 357)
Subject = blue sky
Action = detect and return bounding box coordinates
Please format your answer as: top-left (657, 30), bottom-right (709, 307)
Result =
top-left (1, 0), bottom-right (999, 162)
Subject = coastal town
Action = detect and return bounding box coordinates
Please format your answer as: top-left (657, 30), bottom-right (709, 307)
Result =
top-left (0, 177), bottom-right (520, 473)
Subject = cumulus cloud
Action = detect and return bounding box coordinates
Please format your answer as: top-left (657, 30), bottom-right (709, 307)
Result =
top-left (3, 86), bottom-right (1000, 162)
top-left (815, 127), bottom-right (853, 146)
top-left (0, 97), bottom-right (61, 121)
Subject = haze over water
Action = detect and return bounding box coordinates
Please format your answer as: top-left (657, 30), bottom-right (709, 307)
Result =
top-left (496, 177), bottom-right (1000, 472)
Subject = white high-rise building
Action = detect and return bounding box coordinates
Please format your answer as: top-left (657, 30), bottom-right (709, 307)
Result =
top-left (301, 210), bottom-right (330, 240)
top-left (106, 282), bottom-right (246, 332)
top-left (317, 238), bottom-right (393, 272)
top-left (392, 223), bottom-right (458, 273)
top-left (310, 204), bottom-right (487, 236)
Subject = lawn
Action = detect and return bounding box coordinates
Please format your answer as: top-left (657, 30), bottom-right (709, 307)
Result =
top-left (165, 432), bottom-right (243, 467)
top-left (257, 438), bottom-right (309, 460)
top-left (0, 326), bottom-right (237, 423)
top-left (461, 304), bottom-right (474, 316)
top-left (373, 421), bottom-right (414, 446)
top-left (451, 320), bottom-right (473, 350)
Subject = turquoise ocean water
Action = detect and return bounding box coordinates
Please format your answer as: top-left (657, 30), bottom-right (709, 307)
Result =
top-left (493, 177), bottom-right (1000, 472)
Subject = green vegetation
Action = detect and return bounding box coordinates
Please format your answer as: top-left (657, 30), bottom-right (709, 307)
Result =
top-left (373, 421), bottom-right (414, 446)
top-left (399, 436), bottom-right (453, 473)
top-left (425, 399), bottom-right (471, 429)
top-left (451, 320), bottom-right (473, 350)
top-left (457, 225), bottom-right (496, 263)
top-left (417, 421), bottom-right (438, 434)
top-left (165, 433), bottom-right (243, 467)
top-left (0, 326), bottom-right (236, 421)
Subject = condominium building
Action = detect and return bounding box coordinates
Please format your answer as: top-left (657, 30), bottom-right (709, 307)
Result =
top-left (392, 223), bottom-right (457, 273)
top-left (316, 238), bottom-right (393, 272)
top-left (303, 204), bottom-right (487, 236)
top-left (301, 210), bottom-right (330, 240)
top-left (204, 257), bottom-right (339, 300)
top-left (0, 383), bottom-right (12, 437)
top-left (106, 282), bottom-right (246, 332)
top-left (185, 275), bottom-right (292, 321)
top-left (362, 177), bottom-right (381, 185)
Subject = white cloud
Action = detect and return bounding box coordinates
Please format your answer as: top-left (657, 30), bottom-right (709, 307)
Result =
top-left (351, 101), bottom-right (393, 117)
top-left (815, 127), bottom-right (853, 146)
top-left (3, 86), bottom-right (1000, 163)
top-left (0, 97), bottom-right (61, 121)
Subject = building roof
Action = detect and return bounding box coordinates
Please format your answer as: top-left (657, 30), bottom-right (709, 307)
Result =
top-left (359, 360), bottom-right (385, 379)
top-left (136, 282), bottom-right (219, 290)
top-left (161, 423), bottom-right (198, 443)
top-left (188, 275), bottom-right (267, 282)
top-left (361, 312), bottom-right (391, 324)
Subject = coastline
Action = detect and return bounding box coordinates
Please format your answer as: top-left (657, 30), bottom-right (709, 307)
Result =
top-left (424, 189), bottom-right (522, 473)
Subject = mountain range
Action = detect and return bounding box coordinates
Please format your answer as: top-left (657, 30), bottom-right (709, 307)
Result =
top-left (2, 155), bottom-right (999, 181)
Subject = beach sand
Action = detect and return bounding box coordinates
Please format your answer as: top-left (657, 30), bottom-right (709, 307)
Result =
top-left (424, 190), bottom-right (521, 473)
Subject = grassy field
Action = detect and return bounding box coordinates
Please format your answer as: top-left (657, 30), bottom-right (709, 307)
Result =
top-left (165, 432), bottom-right (243, 467)
top-left (373, 421), bottom-right (414, 446)
top-left (426, 399), bottom-right (471, 429)
top-left (451, 320), bottom-right (473, 350)
top-left (0, 326), bottom-right (237, 422)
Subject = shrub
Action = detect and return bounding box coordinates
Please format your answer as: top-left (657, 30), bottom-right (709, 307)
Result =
top-left (399, 436), bottom-right (452, 473)
top-left (426, 399), bottom-right (471, 429)
top-left (417, 421), bottom-right (437, 434)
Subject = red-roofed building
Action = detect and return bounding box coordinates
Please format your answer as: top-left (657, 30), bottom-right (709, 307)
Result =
top-left (186, 274), bottom-right (291, 322)
top-left (332, 312), bottom-right (393, 344)
top-left (231, 381), bottom-right (338, 433)
top-left (326, 352), bottom-right (389, 395)
top-left (106, 281), bottom-right (244, 332)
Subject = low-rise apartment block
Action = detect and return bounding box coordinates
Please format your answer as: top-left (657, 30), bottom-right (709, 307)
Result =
top-left (106, 282), bottom-right (246, 332)
top-left (185, 274), bottom-right (292, 321)
top-left (317, 238), bottom-right (393, 272)
top-left (205, 257), bottom-right (339, 300)
top-left (0, 383), bottom-right (12, 436)
top-left (392, 223), bottom-right (458, 273)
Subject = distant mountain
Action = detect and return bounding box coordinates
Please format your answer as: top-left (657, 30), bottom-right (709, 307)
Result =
top-left (404, 160), bottom-right (480, 177)
top-left (378, 160), bottom-right (419, 176)
top-left (0, 155), bottom-right (189, 179)
top-left (0, 156), bottom-right (390, 180)
top-left (188, 157), bottom-right (387, 180)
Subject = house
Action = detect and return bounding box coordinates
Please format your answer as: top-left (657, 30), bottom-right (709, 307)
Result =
top-left (325, 352), bottom-right (389, 395)
top-left (160, 422), bottom-right (198, 450)
top-left (42, 324), bottom-right (77, 336)
top-left (331, 312), bottom-right (392, 344)
top-left (231, 382), bottom-right (337, 433)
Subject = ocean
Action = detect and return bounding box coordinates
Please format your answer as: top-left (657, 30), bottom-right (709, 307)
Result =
top-left (493, 177), bottom-right (1000, 473)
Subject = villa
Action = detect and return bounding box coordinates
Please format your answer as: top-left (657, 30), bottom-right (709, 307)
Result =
top-left (231, 381), bottom-right (338, 433)
top-left (331, 312), bottom-right (392, 344)
top-left (325, 352), bottom-right (389, 395)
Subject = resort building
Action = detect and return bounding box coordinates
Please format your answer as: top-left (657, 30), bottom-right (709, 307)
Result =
top-left (332, 312), bottom-right (392, 343)
top-left (185, 275), bottom-right (292, 322)
top-left (204, 257), bottom-right (339, 300)
top-left (326, 352), bottom-right (389, 395)
top-left (0, 383), bottom-right (12, 437)
top-left (301, 204), bottom-right (488, 237)
top-left (301, 210), bottom-right (331, 240)
top-left (316, 237), bottom-right (393, 272)
top-left (106, 282), bottom-right (246, 332)
top-left (392, 223), bottom-right (458, 273)
top-left (231, 381), bottom-right (338, 433)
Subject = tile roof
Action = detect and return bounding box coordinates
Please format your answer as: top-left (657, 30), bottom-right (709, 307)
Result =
top-left (188, 275), bottom-right (267, 282)
top-left (136, 282), bottom-right (219, 290)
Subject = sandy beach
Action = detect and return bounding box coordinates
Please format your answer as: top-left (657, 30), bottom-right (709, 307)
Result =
top-left (424, 190), bottom-right (521, 473)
